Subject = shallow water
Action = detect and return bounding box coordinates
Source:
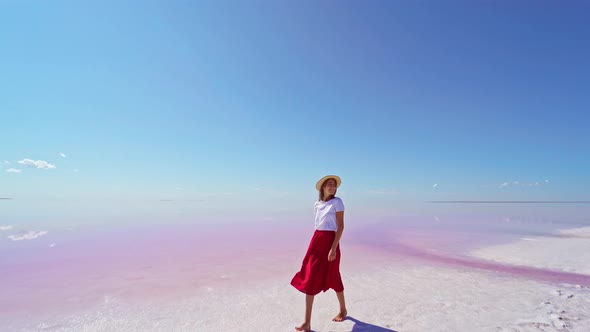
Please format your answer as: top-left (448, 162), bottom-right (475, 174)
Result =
top-left (1, 199), bottom-right (589, 330)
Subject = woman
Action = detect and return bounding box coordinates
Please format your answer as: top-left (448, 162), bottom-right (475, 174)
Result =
top-left (291, 175), bottom-right (347, 331)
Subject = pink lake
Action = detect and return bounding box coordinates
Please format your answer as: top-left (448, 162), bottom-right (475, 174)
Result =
top-left (1, 201), bottom-right (589, 330)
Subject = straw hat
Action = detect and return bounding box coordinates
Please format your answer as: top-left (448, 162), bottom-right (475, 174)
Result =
top-left (315, 175), bottom-right (342, 191)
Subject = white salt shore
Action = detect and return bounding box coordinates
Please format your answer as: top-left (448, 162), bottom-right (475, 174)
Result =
top-left (470, 226), bottom-right (590, 275)
top-left (9, 263), bottom-right (590, 332)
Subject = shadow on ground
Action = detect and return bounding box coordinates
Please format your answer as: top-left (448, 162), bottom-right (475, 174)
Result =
top-left (347, 316), bottom-right (398, 332)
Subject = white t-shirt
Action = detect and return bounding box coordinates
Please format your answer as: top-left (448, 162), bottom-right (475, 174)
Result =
top-left (314, 197), bottom-right (345, 231)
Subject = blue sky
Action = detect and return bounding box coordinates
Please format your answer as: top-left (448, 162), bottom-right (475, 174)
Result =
top-left (1, 1), bottom-right (589, 219)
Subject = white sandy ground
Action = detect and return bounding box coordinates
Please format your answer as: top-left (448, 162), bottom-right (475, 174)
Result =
top-left (7, 262), bottom-right (590, 332)
top-left (470, 227), bottom-right (590, 275)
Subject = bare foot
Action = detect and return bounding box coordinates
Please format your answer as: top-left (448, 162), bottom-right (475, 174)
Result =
top-left (332, 310), bottom-right (347, 322)
top-left (295, 322), bottom-right (311, 331)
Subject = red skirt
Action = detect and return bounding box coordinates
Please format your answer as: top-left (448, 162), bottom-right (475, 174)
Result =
top-left (290, 230), bottom-right (344, 295)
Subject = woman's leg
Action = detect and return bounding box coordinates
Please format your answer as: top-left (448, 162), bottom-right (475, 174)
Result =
top-left (295, 294), bottom-right (314, 331)
top-left (332, 291), bottom-right (347, 322)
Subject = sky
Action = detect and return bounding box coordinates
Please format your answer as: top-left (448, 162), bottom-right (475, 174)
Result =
top-left (1, 1), bottom-right (589, 221)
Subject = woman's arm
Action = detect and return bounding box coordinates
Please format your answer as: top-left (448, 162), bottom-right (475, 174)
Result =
top-left (328, 211), bottom-right (344, 261)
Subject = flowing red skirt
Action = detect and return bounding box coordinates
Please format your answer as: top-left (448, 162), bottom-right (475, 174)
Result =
top-left (290, 230), bottom-right (344, 295)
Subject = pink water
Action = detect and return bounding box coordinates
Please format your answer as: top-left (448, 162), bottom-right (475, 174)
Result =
top-left (1, 202), bottom-right (589, 329)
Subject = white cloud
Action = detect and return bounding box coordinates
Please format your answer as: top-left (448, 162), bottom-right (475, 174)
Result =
top-left (6, 168), bottom-right (22, 173)
top-left (500, 180), bottom-right (549, 188)
top-left (73, 169), bottom-right (80, 172)
top-left (49, 243), bottom-right (56, 248)
top-left (0, 225), bottom-right (13, 231)
top-left (432, 184), bottom-right (438, 188)
top-left (8, 230), bottom-right (48, 241)
top-left (60, 152), bottom-right (67, 158)
top-left (3, 161), bottom-right (9, 164)
top-left (18, 159), bottom-right (56, 169)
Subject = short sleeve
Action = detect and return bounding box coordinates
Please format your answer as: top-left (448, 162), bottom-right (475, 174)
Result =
top-left (333, 198), bottom-right (345, 212)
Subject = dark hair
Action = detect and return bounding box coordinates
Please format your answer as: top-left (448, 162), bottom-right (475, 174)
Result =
top-left (318, 178), bottom-right (337, 201)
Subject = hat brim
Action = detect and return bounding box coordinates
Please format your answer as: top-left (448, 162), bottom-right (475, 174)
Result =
top-left (316, 175), bottom-right (342, 191)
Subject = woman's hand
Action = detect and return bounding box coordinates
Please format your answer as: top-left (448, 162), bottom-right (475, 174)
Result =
top-left (328, 248), bottom-right (337, 261)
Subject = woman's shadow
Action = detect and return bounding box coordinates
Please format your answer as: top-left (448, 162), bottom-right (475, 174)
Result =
top-left (346, 316), bottom-right (398, 332)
